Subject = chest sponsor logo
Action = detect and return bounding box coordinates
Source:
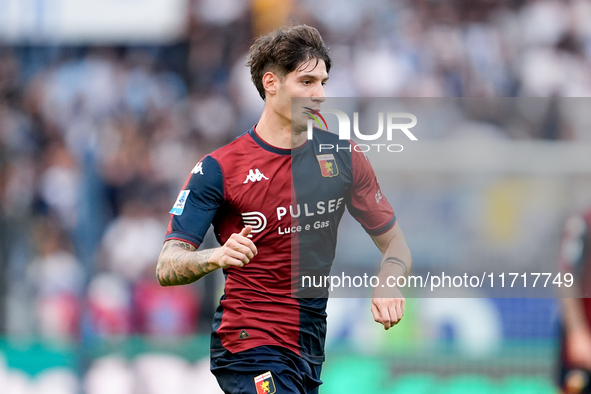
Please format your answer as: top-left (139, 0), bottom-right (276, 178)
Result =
top-left (317, 154), bottom-right (339, 177)
top-left (244, 169), bottom-right (269, 184)
top-left (191, 161), bottom-right (203, 175)
top-left (254, 371), bottom-right (276, 394)
top-left (241, 211), bottom-right (267, 237)
top-left (170, 190), bottom-right (190, 215)
top-left (240, 198), bottom-right (344, 237)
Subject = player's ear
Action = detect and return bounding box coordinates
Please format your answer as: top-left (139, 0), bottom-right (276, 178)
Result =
top-left (262, 71), bottom-right (277, 97)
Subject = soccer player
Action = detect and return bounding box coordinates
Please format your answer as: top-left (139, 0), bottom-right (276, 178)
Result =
top-left (156, 25), bottom-right (411, 394)
top-left (558, 209), bottom-right (591, 394)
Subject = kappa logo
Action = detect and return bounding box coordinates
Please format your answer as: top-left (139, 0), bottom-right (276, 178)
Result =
top-left (254, 371), bottom-right (276, 394)
top-left (241, 211), bottom-right (267, 237)
top-left (191, 161), bottom-right (203, 175)
top-left (243, 169), bottom-right (269, 184)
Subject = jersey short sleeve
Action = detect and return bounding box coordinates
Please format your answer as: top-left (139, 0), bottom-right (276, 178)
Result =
top-left (165, 155), bottom-right (224, 248)
top-left (346, 143), bottom-right (396, 235)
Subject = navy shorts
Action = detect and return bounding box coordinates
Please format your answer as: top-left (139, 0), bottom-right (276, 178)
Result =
top-left (211, 346), bottom-right (323, 394)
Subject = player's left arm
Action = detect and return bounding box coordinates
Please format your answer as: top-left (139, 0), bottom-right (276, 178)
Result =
top-left (345, 142), bottom-right (411, 329)
top-left (558, 214), bottom-right (591, 370)
top-left (370, 220), bottom-right (412, 330)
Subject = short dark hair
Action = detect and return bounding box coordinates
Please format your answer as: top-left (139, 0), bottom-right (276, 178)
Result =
top-left (246, 25), bottom-right (331, 100)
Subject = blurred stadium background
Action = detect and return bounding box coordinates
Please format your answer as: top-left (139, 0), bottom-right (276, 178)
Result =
top-left (1, 0), bottom-right (591, 393)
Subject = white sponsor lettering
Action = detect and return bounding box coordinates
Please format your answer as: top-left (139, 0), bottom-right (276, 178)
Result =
top-left (277, 220), bottom-right (331, 235)
top-left (276, 198), bottom-right (343, 221)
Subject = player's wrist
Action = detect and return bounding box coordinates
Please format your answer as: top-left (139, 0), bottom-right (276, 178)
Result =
top-left (203, 247), bottom-right (224, 269)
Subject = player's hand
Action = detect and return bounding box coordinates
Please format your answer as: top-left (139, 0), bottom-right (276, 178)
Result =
top-left (371, 287), bottom-right (405, 330)
top-left (211, 226), bottom-right (258, 269)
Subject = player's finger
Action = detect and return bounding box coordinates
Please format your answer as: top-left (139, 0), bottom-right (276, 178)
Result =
top-left (234, 235), bottom-right (258, 256)
top-left (372, 300), bottom-right (391, 330)
top-left (238, 244), bottom-right (255, 260)
top-left (397, 299), bottom-right (405, 320)
top-left (371, 303), bottom-right (381, 326)
top-left (389, 300), bottom-right (402, 325)
top-left (226, 236), bottom-right (258, 256)
top-left (216, 247), bottom-right (248, 267)
top-left (226, 243), bottom-right (254, 260)
top-left (390, 302), bottom-right (401, 326)
top-left (232, 228), bottom-right (258, 256)
top-left (239, 226), bottom-right (252, 237)
top-left (385, 301), bottom-right (398, 329)
top-left (225, 248), bottom-right (251, 266)
top-left (384, 299), bottom-right (401, 328)
top-left (383, 308), bottom-right (393, 330)
top-left (227, 233), bottom-right (258, 257)
top-left (223, 257), bottom-right (247, 268)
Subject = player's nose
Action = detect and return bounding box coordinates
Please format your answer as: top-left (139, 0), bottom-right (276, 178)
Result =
top-left (311, 82), bottom-right (325, 103)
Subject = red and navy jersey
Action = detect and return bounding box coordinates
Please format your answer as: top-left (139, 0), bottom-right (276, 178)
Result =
top-left (165, 126), bottom-right (395, 364)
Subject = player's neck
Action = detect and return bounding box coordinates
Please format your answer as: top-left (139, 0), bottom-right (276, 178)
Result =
top-left (256, 107), bottom-right (307, 150)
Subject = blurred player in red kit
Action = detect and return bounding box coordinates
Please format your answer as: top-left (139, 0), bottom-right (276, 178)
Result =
top-left (558, 208), bottom-right (591, 394)
top-left (156, 25), bottom-right (411, 394)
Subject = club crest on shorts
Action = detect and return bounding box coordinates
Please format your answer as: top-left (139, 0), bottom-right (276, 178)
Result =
top-left (316, 154), bottom-right (339, 177)
top-left (254, 371), bottom-right (276, 394)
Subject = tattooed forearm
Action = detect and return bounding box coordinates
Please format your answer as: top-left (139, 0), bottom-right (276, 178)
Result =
top-left (156, 240), bottom-right (218, 286)
top-left (173, 242), bottom-right (193, 251)
top-left (381, 257), bottom-right (408, 276)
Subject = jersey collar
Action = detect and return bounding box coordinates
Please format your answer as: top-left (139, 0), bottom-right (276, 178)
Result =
top-left (248, 126), bottom-right (309, 156)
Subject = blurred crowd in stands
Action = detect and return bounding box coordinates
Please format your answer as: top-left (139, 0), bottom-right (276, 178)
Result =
top-left (0, 0), bottom-right (590, 344)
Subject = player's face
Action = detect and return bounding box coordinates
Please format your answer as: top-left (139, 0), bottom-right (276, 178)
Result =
top-left (276, 58), bottom-right (328, 133)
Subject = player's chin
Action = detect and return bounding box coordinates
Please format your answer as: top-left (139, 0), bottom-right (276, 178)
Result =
top-left (290, 120), bottom-right (307, 134)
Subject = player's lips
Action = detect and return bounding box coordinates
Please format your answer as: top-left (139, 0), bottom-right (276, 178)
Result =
top-left (303, 106), bottom-right (322, 114)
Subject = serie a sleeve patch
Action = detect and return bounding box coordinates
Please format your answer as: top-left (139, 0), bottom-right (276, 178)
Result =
top-left (169, 190), bottom-right (190, 215)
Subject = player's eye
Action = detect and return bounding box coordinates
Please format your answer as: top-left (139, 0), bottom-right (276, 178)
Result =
top-left (302, 80), bottom-right (310, 85)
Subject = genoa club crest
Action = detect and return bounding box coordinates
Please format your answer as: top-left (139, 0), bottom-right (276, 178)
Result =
top-left (316, 154), bottom-right (339, 177)
top-left (254, 371), bottom-right (276, 394)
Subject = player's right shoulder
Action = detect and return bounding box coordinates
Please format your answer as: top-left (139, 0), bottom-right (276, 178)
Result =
top-left (189, 154), bottom-right (221, 177)
top-left (185, 154), bottom-right (224, 195)
top-left (207, 134), bottom-right (262, 186)
top-left (187, 131), bottom-right (253, 183)
top-left (210, 131), bottom-right (253, 159)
